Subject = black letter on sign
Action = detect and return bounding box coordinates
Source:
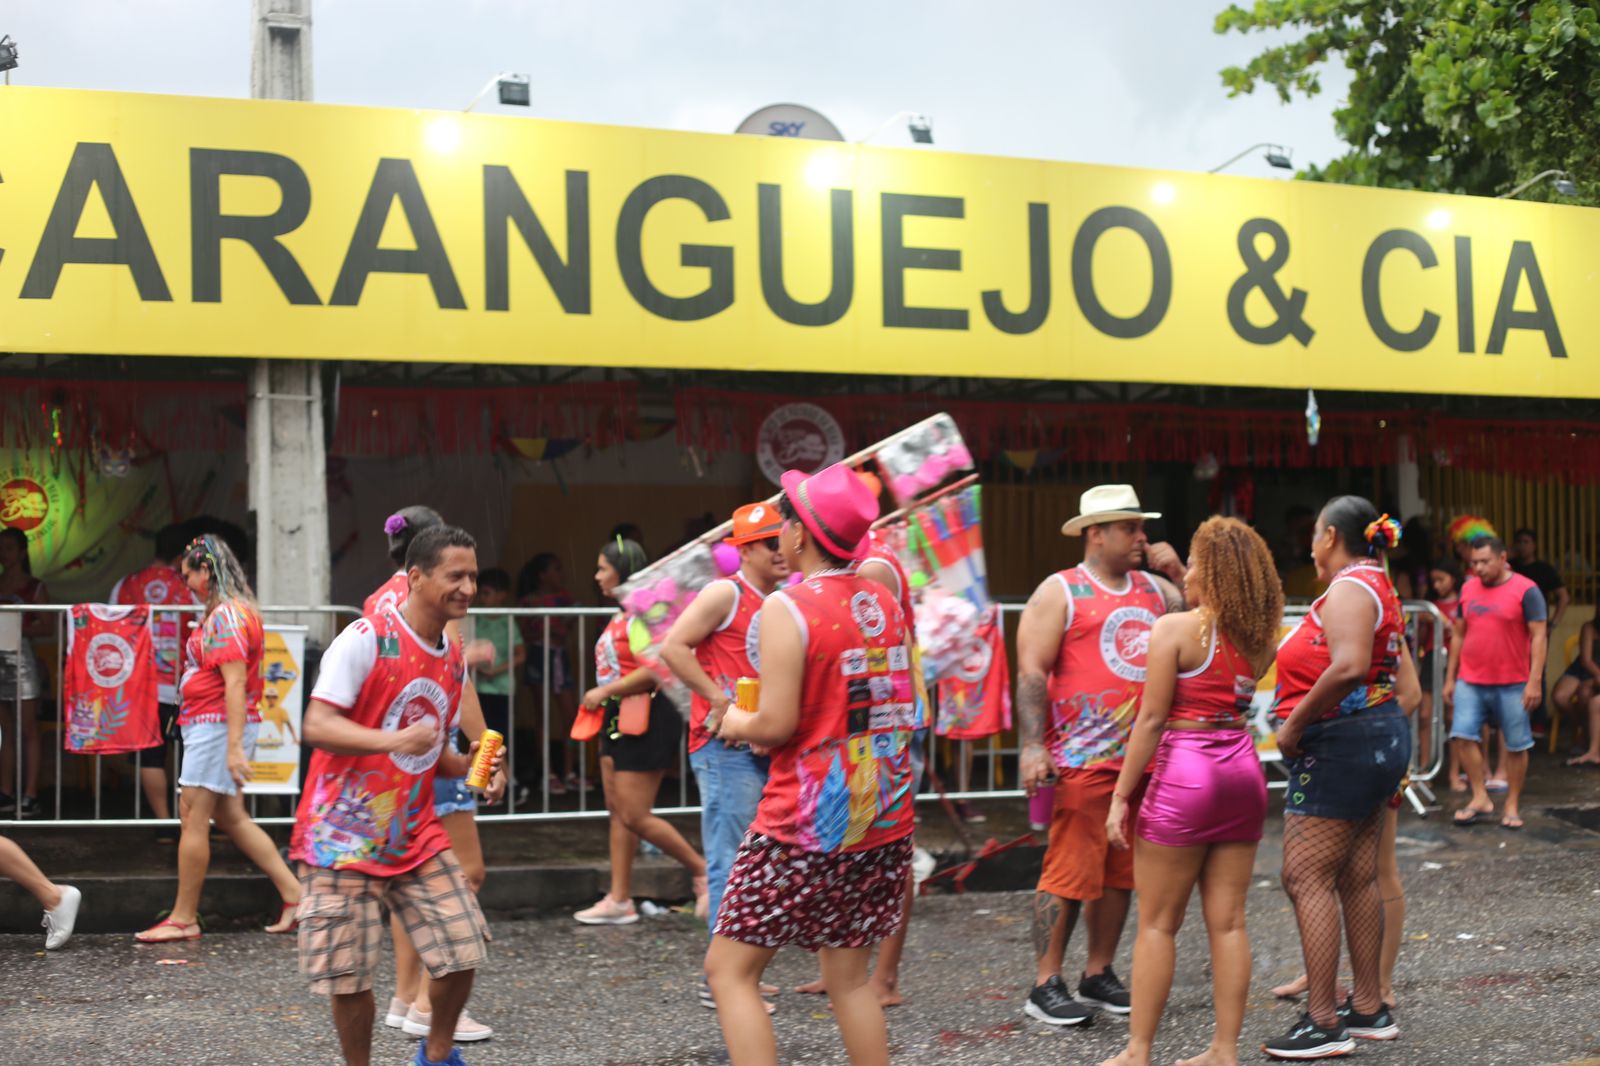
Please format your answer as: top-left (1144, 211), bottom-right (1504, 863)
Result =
top-left (758, 184), bottom-right (853, 327)
top-left (1070, 206), bottom-right (1170, 339)
top-left (1226, 218), bottom-right (1313, 346)
top-left (189, 149), bottom-right (319, 305)
top-left (1360, 229), bottom-right (1439, 352)
top-left (1486, 240), bottom-right (1566, 358)
top-left (1454, 236), bottom-right (1475, 353)
top-left (330, 159), bottom-right (466, 309)
top-left (982, 203), bottom-right (1050, 335)
top-left (21, 142), bottom-right (171, 301)
top-left (483, 167), bottom-right (590, 314)
top-left (615, 175), bottom-right (733, 321)
top-left (881, 193), bottom-right (968, 330)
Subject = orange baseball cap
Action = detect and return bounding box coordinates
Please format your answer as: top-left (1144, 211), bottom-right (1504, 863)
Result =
top-left (724, 502), bottom-right (783, 545)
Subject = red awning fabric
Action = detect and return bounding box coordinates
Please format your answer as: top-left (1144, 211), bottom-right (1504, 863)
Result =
top-left (673, 388), bottom-right (1600, 482)
top-left (331, 382), bottom-right (639, 457)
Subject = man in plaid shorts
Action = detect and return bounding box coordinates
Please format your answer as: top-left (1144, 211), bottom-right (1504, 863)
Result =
top-left (291, 526), bottom-right (498, 1066)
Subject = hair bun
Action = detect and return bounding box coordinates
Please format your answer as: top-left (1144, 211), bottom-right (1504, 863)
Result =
top-left (1365, 514), bottom-right (1402, 550)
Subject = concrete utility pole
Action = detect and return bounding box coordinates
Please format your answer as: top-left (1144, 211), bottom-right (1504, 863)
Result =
top-left (248, 0), bottom-right (330, 634)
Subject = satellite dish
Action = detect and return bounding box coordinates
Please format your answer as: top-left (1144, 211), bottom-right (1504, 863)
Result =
top-left (735, 103), bottom-right (845, 142)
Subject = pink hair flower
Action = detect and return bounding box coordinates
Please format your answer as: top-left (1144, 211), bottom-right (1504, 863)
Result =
top-left (383, 513), bottom-right (408, 537)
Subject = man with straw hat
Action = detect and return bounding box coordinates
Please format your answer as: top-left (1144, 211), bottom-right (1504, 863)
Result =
top-left (1015, 485), bottom-right (1185, 1028)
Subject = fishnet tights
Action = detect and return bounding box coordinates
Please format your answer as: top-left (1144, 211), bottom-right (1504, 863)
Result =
top-left (1281, 811), bottom-right (1386, 1029)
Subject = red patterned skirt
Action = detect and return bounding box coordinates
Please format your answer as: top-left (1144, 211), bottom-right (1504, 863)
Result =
top-left (712, 832), bottom-right (912, 950)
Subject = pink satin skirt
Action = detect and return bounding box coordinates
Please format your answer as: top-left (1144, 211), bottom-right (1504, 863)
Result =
top-left (1136, 729), bottom-right (1267, 848)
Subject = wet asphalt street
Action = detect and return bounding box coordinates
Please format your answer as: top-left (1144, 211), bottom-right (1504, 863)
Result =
top-left (5, 797), bottom-right (1600, 1065)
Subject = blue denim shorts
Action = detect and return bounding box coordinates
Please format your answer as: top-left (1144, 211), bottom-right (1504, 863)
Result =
top-left (433, 773), bottom-right (476, 816)
top-left (1284, 703), bottom-right (1409, 821)
top-left (178, 720), bottom-right (261, 797)
top-left (1451, 681), bottom-right (1535, 753)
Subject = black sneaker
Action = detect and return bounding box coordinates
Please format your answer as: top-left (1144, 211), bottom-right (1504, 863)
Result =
top-left (1337, 997), bottom-right (1399, 1040)
top-left (18, 796), bottom-right (40, 818)
top-left (1263, 1012), bottom-right (1356, 1059)
top-left (1024, 975), bottom-right (1092, 1026)
top-left (1076, 966), bottom-right (1131, 1014)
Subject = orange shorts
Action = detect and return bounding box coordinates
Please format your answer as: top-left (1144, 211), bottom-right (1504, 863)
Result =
top-left (1037, 768), bottom-right (1145, 902)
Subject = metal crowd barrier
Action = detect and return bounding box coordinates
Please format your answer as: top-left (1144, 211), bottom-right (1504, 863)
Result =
top-left (0, 598), bottom-right (1449, 828)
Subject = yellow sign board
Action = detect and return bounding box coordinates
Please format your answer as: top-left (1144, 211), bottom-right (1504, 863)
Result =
top-left (249, 625), bottom-right (305, 793)
top-left (0, 87), bottom-right (1594, 398)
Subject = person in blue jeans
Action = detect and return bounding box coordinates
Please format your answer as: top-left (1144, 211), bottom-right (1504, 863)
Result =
top-left (661, 503), bottom-right (789, 1010)
top-left (1445, 534), bottom-right (1548, 830)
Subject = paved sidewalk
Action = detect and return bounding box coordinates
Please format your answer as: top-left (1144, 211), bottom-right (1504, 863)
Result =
top-left (4, 782), bottom-right (1600, 1065)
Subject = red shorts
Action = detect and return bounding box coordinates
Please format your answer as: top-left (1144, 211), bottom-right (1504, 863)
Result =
top-left (1038, 769), bottom-right (1145, 902)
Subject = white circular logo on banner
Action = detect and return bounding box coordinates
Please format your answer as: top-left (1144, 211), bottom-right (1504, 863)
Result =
top-left (851, 591), bottom-right (887, 638)
top-left (1099, 606), bottom-right (1157, 682)
top-left (756, 403), bottom-right (845, 485)
top-left (382, 678), bottom-right (450, 774)
top-left (86, 633), bottom-right (136, 688)
top-left (954, 635), bottom-right (993, 685)
top-left (744, 610), bottom-right (763, 672)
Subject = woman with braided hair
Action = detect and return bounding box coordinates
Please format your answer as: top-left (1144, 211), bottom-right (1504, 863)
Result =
top-left (1098, 517), bottom-right (1281, 1066)
top-left (1261, 498), bottom-right (1421, 1058)
top-left (136, 535), bottom-right (301, 942)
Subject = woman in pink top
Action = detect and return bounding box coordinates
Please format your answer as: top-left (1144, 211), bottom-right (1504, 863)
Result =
top-left (1100, 517), bottom-right (1282, 1066)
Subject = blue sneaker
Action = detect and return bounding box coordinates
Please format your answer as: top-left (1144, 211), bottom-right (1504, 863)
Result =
top-left (413, 1045), bottom-right (469, 1066)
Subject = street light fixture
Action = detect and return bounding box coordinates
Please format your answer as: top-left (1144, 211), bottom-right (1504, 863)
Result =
top-left (0, 35), bottom-right (18, 82)
top-left (464, 72), bottom-right (530, 112)
top-left (861, 110), bottom-right (934, 146)
top-left (1497, 169), bottom-right (1581, 199)
top-left (1209, 143), bottom-right (1294, 173)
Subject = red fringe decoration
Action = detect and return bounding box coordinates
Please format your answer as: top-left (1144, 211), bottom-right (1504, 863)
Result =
top-left (332, 382), bottom-right (639, 457)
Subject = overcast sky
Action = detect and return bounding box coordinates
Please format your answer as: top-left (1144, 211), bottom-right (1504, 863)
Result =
top-left (6, 0), bottom-right (1351, 176)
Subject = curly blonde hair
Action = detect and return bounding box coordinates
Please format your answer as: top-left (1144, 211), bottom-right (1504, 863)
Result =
top-left (1189, 516), bottom-right (1283, 676)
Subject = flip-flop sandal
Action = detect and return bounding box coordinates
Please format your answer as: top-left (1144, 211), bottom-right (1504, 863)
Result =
top-left (1500, 817), bottom-right (1524, 831)
top-left (1453, 809), bottom-right (1484, 827)
top-left (135, 917), bottom-right (202, 943)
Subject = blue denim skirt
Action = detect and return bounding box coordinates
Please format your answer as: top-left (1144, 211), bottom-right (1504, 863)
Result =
top-left (1284, 702), bottom-right (1409, 821)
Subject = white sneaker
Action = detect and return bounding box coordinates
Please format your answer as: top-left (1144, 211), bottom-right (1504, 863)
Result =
top-left (401, 1006), bottom-right (493, 1042)
top-left (383, 997), bottom-right (410, 1029)
top-left (574, 895), bottom-right (639, 925)
top-left (43, 885), bottom-right (81, 950)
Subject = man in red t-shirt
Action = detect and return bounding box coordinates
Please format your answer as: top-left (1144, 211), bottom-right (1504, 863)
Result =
top-left (1444, 535), bottom-right (1547, 830)
top-left (293, 526), bottom-right (499, 1066)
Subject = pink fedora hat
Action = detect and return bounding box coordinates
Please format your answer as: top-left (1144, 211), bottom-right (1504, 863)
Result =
top-left (780, 462), bottom-right (876, 561)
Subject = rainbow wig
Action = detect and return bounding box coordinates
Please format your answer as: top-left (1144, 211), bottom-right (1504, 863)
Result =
top-left (1446, 515), bottom-right (1497, 545)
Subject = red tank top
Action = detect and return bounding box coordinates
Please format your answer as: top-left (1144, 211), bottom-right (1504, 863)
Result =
top-left (363, 572), bottom-right (408, 619)
top-left (595, 612), bottom-right (639, 686)
top-left (1046, 566), bottom-right (1167, 772)
top-left (290, 604), bottom-right (464, 876)
top-left (1169, 625), bottom-right (1256, 726)
top-left (64, 604), bottom-right (161, 753)
top-left (178, 599), bottom-right (264, 727)
top-left (113, 563), bottom-right (199, 703)
top-left (751, 572), bottom-right (917, 853)
top-left (688, 573), bottom-right (767, 753)
top-left (862, 533), bottom-right (916, 633)
top-left (1274, 563), bottom-right (1404, 720)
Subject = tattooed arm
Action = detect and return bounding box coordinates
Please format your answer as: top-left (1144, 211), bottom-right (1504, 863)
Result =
top-left (1016, 575), bottom-right (1068, 798)
top-left (1149, 573), bottom-right (1186, 615)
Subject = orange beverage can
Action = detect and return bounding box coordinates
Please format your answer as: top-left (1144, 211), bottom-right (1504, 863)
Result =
top-left (735, 677), bottom-right (760, 713)
top-left (466, 729), bottom-right (504, 791)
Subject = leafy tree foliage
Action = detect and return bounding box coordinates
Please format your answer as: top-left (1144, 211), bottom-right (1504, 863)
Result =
top-left (1216, 1), bottom-right (1600, 203)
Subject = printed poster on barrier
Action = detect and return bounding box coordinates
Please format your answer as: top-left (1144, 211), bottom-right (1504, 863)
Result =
top-left (246, 624), bottom-right (306, 795)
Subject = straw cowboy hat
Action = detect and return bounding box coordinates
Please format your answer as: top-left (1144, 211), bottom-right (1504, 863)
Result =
top-left (1061, 484), bottom-right (1162, 536)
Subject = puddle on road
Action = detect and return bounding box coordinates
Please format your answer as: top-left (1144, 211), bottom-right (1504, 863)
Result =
top-left (1547, 806), bottom-right (1600, 833)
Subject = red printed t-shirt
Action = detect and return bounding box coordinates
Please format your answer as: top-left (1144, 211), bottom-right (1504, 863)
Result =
top-left (1274, 563), bottom-right (1404, 720)
top-left (178, 599), bottom-right (264, 727)
top-left (1045, 566), bottom-right (1167, 773)
top-left (1457, 573), bottom-right (1546, 686)
top-left (595, 612), bottom-right (642, 685)
top-left (688, 573), bottom-right (767, 753)
top-left (290, 604), bottom-right (465, 876)
top-left (364, 572), bottom-right (408, 619)
top-left (113, 563), bottom-right (199, 705)
top-left (751, 572), bottom-right (916, 854)
top-left (1169, 626), bottom-right (1255, 726)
